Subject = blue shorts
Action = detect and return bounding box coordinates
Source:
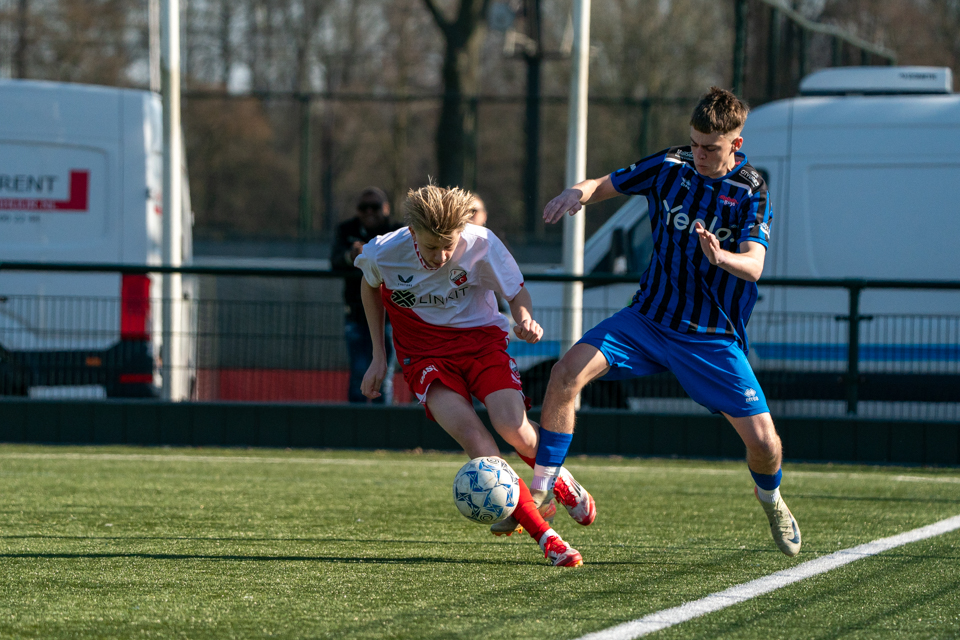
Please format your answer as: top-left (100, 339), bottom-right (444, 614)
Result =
top-left (578, 306), bottom-right (769, 417)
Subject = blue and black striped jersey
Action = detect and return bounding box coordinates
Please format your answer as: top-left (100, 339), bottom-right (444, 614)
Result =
top-left (610, 146), bottom-right (772, 352)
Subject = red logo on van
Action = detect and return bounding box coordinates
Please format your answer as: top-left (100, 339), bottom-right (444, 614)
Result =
top-left (0, 170), bottom-right (90, 212)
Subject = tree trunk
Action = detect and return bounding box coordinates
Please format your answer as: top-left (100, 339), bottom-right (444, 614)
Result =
top-left (220, 0), bottom-right (233, 89)
top-left (14, 0), bottom-right (28, 79)
top-left (425, 0), bottom-right (488, 189)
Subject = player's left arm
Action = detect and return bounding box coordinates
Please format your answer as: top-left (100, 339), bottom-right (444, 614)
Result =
top-left (506, 286), bottom-right (544, 344)
top-left (694, 223), bottom-right (766, 282)
top-left (696, 174), bottom-right (772, 282)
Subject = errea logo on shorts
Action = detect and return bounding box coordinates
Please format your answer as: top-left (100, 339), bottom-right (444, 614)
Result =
top-left (744, 388), bottom-right (759, 402)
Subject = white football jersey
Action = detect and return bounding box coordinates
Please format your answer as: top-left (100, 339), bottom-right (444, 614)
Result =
top-left (355, 224), bottom-right (524, 358)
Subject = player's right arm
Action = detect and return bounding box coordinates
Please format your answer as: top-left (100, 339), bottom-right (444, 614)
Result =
top-left (354, 242), bottom-right (388, 399)
top-left (359, 279), bottom-right (388, 399)
top-left (542, 175), bottom-right (620, 224)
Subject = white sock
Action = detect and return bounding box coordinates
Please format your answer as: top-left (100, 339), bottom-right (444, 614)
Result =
top-left (756, 486), bottom-right (781, 503)
top-left (538, 528), bottom-right (559, 548)
top-left (532, 465), bottom-right (560, 492)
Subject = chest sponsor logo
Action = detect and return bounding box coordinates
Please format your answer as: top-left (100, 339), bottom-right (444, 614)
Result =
top-left (449, 269), bottom-right (468, 287)
top-left (391, 289), bottom-right (417, 308)
top-left (663, 200), bottom-right (735, 242)
top-left (391, 286), bottom-right (470, 309)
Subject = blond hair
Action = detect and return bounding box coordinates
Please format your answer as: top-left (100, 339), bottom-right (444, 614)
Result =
top-left (690, 87), bottom-right (749, 135)
top-left (403, 184), bottom-right (475, 241)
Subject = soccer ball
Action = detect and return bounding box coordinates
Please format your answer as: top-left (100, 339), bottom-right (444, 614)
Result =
top-left (453, 456), bottom-right (520, 524)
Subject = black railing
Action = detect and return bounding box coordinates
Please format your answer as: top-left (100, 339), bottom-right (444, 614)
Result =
top-left (1, 262), bottom-right (957, 419)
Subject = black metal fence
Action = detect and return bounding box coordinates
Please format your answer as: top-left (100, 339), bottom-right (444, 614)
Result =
top-left (1, 262), bottom-right (958, 421)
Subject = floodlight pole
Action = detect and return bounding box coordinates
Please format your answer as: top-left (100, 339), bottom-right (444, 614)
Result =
top-left (161, 0), bottom-right (183, 400)
top-left (561, 0), bottom-right (590, 356)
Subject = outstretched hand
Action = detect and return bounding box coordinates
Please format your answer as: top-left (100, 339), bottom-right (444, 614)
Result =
top-left (694, 221), bottom-right (722, 266)
top-left (513, 318), bottom-right (544, 344)
top-left (542, 189), bottom-right (584, 225)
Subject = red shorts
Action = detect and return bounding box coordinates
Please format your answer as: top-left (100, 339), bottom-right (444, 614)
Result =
top-left (402, 349), bottom-right (531, 422)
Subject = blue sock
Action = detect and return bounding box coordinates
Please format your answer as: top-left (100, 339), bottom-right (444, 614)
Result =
top-left (535, 430), bottom-right (572, 467)
top-left (532, 430), bottom-right (572, 492)
top-left (750, 468), bottom-right (782, 491)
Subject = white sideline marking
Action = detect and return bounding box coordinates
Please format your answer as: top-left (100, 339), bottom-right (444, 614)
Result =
top-left (576, 514), bottom-right (960, 640)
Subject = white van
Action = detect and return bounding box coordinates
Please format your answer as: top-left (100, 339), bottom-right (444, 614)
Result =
top-left (743, 66), bottom-right (960, 377)
top-left (517, 67), bottom-right (959, 412)
top-left (0, 80), bottom-right (195, 399)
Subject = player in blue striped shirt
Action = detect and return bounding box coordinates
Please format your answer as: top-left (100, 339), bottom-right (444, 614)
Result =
top-left (533, 87), bottom-right (801, 557)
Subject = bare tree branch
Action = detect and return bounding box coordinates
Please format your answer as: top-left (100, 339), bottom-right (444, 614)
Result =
top-left (422, 0), bottom-right (450, 34)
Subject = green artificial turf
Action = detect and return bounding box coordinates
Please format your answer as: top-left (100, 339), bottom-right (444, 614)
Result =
top-left (0, 445), bottom-right (957, 639)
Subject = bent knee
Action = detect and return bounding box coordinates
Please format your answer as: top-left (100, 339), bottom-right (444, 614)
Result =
top-left (549, 357), bottom-right (586, 391)
top-left (491, 417), bottom-right (526, 436)
top-left (747, 431), bottom-right (781, 458)
top-left (550, 359), bottom-right (579, 388)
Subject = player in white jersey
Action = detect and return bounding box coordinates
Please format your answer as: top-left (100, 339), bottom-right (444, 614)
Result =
top-left (355, 184), bottom-right (593, 567)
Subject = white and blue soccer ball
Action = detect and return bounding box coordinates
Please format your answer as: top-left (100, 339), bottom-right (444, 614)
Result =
top-left (453, 456), bottom-right (520, 524)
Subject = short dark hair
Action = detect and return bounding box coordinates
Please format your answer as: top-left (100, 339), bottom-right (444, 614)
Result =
top-left (690, 87), bottom-right (749, 135)
top-left (357, 186), bottom-right (388, 207)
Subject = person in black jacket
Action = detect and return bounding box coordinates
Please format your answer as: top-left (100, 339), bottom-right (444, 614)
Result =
top-left (331, 187), bottom-right (402, 403)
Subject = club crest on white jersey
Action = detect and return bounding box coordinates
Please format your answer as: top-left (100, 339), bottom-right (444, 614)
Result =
top-left (354, 224), bottom-right (523, 333)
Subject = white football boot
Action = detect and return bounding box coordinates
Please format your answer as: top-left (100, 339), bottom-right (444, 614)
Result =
top-left (755, 487), bottom-right (802, 557)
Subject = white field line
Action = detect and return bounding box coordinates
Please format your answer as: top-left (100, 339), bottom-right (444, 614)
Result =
top-left (576, 514), bottom-right (960, 640)
top-left (0, 452), bottom-right (957, 484)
